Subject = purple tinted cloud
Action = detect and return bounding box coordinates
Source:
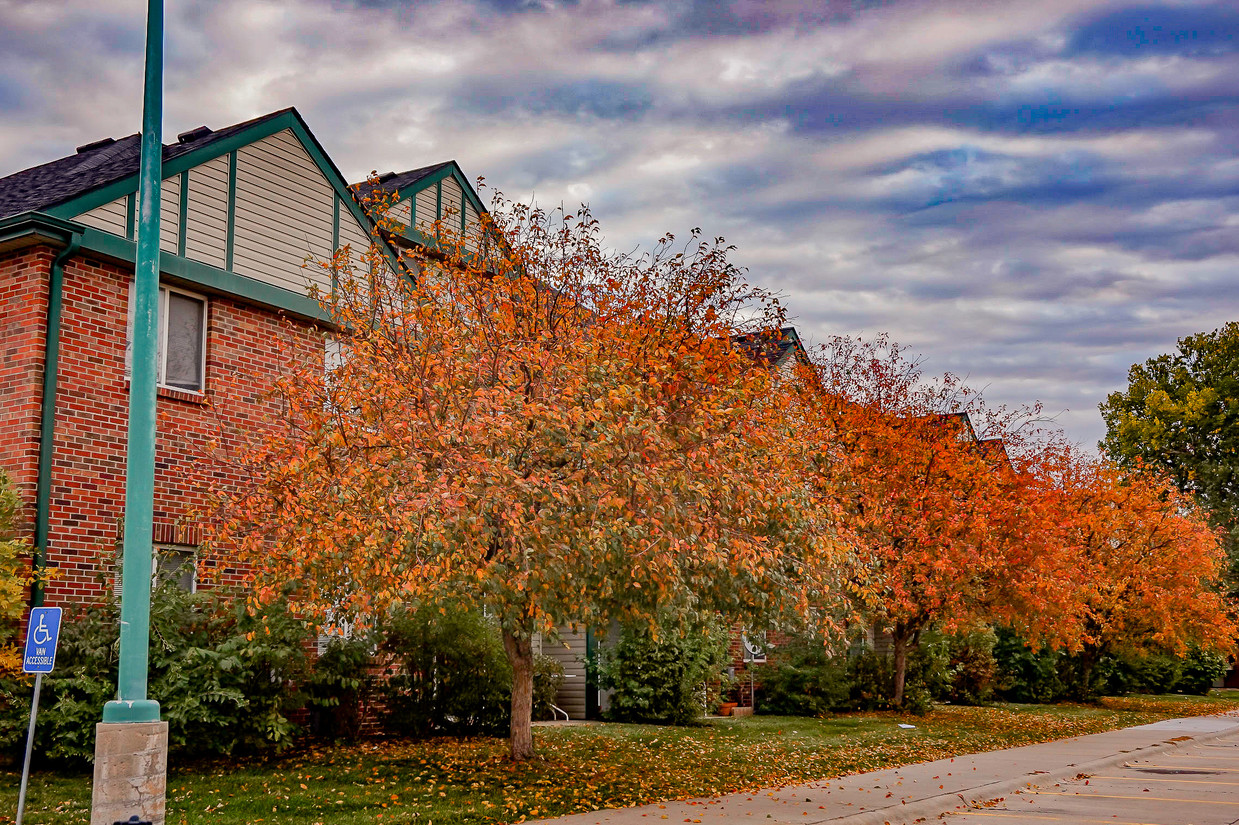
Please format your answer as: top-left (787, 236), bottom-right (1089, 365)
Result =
top-left (1, 0), bottom-right (1237, 450)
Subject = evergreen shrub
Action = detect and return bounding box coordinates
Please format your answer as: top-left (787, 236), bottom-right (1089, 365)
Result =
top-left (596, 620), bottom-right (729, 725)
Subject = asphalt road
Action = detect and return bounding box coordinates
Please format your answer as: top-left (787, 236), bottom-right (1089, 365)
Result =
top-left (946, 736), bottom-right (1239, 825)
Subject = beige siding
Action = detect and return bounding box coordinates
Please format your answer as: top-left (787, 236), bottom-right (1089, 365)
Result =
top-left (336, 201), bottom-right (374, 272)
top-left (232, 128), bottom-right (334, 296)
top-left (464, 200), bottom-right (481, 233)
top-left (158, 173), bottom-right (179, 254)
top-left (75, 196), bottom-right (128, 236)
top-left (544, 627), bottom-right (588, 720)
top-left (440, 176), bottom-right (464, 226)
top-left (466, 200), bottom-right (488, 254)
top-left (184, 155), bottom-right (229, 269)
top-left (77, 174), bottom-right (179, 252)
top-left (384, 198), bottom-right (412, 231)
top-left (414, 187), bottom-right (437, 232)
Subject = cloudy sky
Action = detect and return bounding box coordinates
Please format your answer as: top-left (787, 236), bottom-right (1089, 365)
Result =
top-left (2, 0), bottom-right (1237, 448)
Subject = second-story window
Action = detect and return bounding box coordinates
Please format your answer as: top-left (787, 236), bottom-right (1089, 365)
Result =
top-left (127, 284), bottom-right (208, 393)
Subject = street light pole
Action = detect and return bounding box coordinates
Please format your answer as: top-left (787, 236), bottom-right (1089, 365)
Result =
top-left (90, 1), bottom-right (168, 821)
top-left (106, 0), bottom-right (162, 730)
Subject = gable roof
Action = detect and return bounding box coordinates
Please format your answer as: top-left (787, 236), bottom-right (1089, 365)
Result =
top-left (351, 162), bottom-right (455, 204)
top-left (350, 159), bottom-right (488, 217)
top-left (733, 326), bottom-right (810, 369)
top-left (0, 107), bottom-right (410, 321)
top-left (934, 410), bottom-right (979, 442)
top-left (978, 437), bottom-right (1012, 468)
top-left (0, 109), bottom-right (293, 220)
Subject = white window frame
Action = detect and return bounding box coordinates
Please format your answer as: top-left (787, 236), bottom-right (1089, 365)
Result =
top-left (127, 282), bottom-right (209, 394)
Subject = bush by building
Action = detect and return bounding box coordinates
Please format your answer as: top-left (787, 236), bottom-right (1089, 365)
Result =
top-left (596, 620), bottom-right (730, 725)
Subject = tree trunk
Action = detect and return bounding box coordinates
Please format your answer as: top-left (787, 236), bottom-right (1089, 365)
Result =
top-left (503, 629), bottom-right (536, 761)
top-left (892, 630), bottom-right (909, 707)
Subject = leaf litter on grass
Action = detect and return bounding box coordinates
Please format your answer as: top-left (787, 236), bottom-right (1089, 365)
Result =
top-left (4, 694), bottom-right (1239, 825)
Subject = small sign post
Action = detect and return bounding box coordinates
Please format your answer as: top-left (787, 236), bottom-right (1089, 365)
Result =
top-left (16, 606), bottom-right (62, 825)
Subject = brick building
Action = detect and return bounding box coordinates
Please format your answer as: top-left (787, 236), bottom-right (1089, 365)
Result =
top-left (0, 106), bottom-right (485, 607)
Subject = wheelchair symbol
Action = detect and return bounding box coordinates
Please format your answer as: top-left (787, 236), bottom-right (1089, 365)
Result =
top-left (32, 615), bottom-right (51, 646)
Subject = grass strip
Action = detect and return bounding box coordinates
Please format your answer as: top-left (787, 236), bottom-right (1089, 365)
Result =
top-left (4, 694), bottom-right (1238, 824)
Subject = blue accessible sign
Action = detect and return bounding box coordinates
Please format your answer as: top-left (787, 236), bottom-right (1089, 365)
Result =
top-left (23, 607), bottom-right (61, 674)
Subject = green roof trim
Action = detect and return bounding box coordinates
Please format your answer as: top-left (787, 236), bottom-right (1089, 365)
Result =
top-left (44, 107), bottom-right (399, 272)
top-left (391, 161), bottom-right (486, 217)
top-left (78, 226), bottom-right (327, 321)
top-left (176, 170), bottom-right (189, 256)
top-left (0, 211), bottom-right (84, 250)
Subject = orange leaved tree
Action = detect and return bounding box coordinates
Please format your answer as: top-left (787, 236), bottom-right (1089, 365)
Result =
top-left (1035, 445), bottom-right (1235, 684)
top-left (211, 199), bottom-right (839, 759)
top-left (800, 335), bottom-right (1051, 705)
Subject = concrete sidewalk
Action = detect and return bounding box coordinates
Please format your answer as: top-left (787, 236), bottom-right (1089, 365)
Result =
top-left (527, 712), bottom-right (1239, 825)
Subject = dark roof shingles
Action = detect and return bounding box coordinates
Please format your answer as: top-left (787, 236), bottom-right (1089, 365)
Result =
top-left (0, 108), bottom-right (294, 221)
top-left (733, 326), bottom-right (801, 368)
top-left (350, 161), bottom-right (454, 204)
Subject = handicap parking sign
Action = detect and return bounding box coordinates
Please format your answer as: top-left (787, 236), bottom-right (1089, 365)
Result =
top-left (22, 608), bottom-right (61, 674)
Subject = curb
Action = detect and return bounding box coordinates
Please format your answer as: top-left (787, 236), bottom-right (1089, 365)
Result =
top-left (824, 719), bottom-right (1239, 825)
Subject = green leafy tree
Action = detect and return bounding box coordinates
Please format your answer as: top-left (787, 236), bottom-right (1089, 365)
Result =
top-left (1100, 322), bottom-right (1239, 580)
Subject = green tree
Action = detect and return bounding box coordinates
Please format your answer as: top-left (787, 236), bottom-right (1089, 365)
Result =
top-left (1100, 322), bottom-right (1239, 580)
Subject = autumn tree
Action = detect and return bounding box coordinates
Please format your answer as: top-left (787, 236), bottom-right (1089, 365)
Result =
top-left (799, 335), bottom-right (1052, 705)
top-left (0, 470), bottom-right (32, 676)
top-left (210, 198), bottom-right (839, 759)
top-left (1032, 444), bottom-right (1234, 686)
top-left (1101, 322), bottom-right (1239, 584)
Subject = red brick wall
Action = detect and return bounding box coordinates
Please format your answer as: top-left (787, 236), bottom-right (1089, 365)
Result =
top-left (0, 248), bottom-right (51, 521)
top-left (0, 245), bottom-right (323, 605)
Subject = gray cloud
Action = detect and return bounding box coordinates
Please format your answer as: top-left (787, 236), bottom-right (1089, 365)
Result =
top-left (2, 0), bottom-right (1237, 452)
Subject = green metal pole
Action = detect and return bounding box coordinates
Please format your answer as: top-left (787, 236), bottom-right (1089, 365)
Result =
top-left (102, 0), bottom-right (162, 724)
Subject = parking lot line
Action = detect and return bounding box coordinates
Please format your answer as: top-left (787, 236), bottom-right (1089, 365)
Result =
top-left (955, 809), bottom-right (1161, 825)
top-left (1128, 762), bottom-right (1239, 772)
top-left (1091, 774), bottom-right (1239, 786)
top-left (1030, 790), bottom-right (1239, 805)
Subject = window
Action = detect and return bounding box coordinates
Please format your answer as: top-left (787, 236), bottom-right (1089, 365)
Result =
top-left (113, 545), bottom-right (197, 595)
top-left (741, 631), bottom-right (767, 664)
top-left (316, 615), bottom-right (355, 657)
top-left (154, 546), bottom-right (197, 592)
top-left (126, 284), bottom-right (208, 393)
top-left (324, 336), bottom-right (345, 374)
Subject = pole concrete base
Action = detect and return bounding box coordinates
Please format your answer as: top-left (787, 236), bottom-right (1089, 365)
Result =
top-left (90, 721), bottom-right (168, 825)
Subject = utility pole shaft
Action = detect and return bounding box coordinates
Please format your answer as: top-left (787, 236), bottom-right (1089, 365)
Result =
top-left (90, 1), bottom-right (169, 822)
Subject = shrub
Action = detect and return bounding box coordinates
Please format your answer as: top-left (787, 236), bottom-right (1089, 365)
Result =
top-left (152, 584), bottom-right (311, 756)
top-left (0, 469), bottom-right (32, 753)
top-left (597, 620), bottom-right (729, 725)
top-left (993, 628), bottom-right (1066, 704)
top-left (847, 650), bottom-right (894, 710)
top-left (0, 469), bottom-right (30, 632)
top-left (754, 637), bottom-right (849, 717)
top-left (1176, 646), bottom-right (1228, 695)
top-left (306, 634), bottom-right (377, 741)
top-left (1, 585), bottom-right (314, 767)
top-left (944, 630), bottom-right (999, 705)
top-left (907, 632), bottom-right (951, 706)
top-left (533, 654), bottom-right (565, 721)
top-left (379, 604), bottom-right (514, 737)
top-left (1107, 652), bottom-right (1182, 695)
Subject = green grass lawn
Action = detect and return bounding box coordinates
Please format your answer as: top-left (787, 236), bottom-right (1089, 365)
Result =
top-left (4, 694), bottom-right (1238, 824)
